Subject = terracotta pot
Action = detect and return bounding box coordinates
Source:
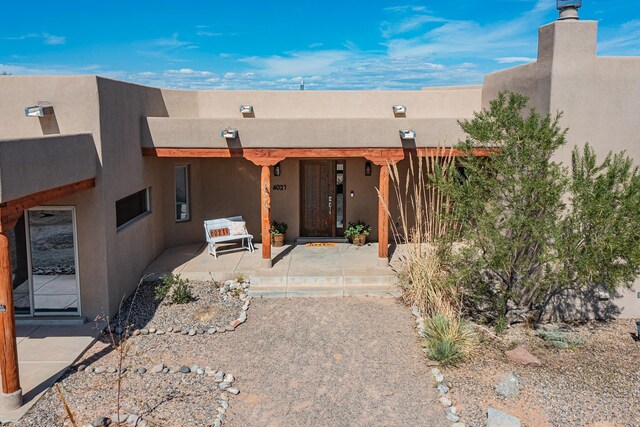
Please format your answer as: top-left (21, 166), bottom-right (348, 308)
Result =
top-left (273, 233), bottom-right (285, 247)
top-left (352, 234), bottom-right (366, 246)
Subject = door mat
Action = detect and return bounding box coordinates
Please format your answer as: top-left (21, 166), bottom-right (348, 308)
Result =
top-left (305, 243), bottom-right (337, 247)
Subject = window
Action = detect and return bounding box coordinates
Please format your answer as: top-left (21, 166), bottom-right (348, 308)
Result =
top-left (116, 188), bottom-right (150, 229)
top-left (175, 165), bottom-right (190, 222)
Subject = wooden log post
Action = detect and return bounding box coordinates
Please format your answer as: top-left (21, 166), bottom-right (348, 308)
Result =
top-left (377, 164), bottom-right (390, 265)
top-left (260, 165), bottom-right (272, 268)
top-left (0, 230), bottom-right (22, 411)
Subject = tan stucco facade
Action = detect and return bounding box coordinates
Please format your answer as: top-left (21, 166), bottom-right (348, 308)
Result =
top-left (0, 19), bottom-right (638, 320)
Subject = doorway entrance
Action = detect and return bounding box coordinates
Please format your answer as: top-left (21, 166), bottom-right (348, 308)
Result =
top-left (10, 207), bottom-right (81, 316)
top-left (300, 160), bottom-right (345, 237)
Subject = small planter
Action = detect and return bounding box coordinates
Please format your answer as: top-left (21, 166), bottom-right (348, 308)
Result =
top-left (272, 233), bottom-right (285, 247)
top-left (352, 233), bottom-right (367, 246)
top-left (344, 220), bottom-right (372, 247)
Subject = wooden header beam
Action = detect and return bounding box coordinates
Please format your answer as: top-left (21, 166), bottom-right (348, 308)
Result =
top-left (142, 146), bottom-right (493, 160)
top-left (0, 178), bottom-right (95, 231)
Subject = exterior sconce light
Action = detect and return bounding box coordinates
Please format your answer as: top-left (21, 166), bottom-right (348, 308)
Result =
top-left (365, 161), bottom-right (372, 176)
top-left (24, 104), bottom-right (54, 117)
top-left (239, 105), bottom-right (253, 114)
top-left (393, 105), bottom-right (407, 115)
top-left (350, 191), bottom-right (355, 198)
top-left (556, 0), bottom-right (581, 20)
top-left (220, 128), bottom-right (238, 139)
top-left (274, 162), bottom-right (281, 177)
top-left (399, 129), bottom-right (416, 139)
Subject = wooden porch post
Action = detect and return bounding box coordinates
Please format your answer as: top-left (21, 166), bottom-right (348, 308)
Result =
top-left (377, 164), bottom-right (390, 265)
top-left (0, 228), bottom-right (22, 410)
top-left (260, 165), bottom-right (272, 268)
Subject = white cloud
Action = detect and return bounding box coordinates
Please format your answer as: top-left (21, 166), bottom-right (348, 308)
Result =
top-left (240, 50), bottom-right (351, 77)
top-left (43, 33), bottom-right (66, 45)
top-left (495, 56), bottom-right (536, 63)
top-left (598, 20), bottom-right (640, 56)
top-left (3, 32), bottom-right (66, 45)
top-left (197, 31), bottom-right (222, 37)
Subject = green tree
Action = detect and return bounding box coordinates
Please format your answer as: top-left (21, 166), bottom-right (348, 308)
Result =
top-left (444, 91), bottom-right (640, 326)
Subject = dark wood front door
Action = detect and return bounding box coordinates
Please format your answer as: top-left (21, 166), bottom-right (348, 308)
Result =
top-left (301, 160), bottom-right (334, 237)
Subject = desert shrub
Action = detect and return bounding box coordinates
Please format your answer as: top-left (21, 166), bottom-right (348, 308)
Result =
top-left (536, 328), bottom-right (584, 349)
top-left (421, 314), bottom-right (475, 365)
top-left (155, 274), bottom-right (193, 304)
top-left (154, 275), bottom-right (173, 302)
top-left (442, 91), bottom-right (640, 326)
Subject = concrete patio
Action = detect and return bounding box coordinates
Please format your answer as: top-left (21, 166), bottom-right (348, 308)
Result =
top-left (0, 323), bottom-right (100, 422)
top-left (144, 242), bottom-right (402, 298)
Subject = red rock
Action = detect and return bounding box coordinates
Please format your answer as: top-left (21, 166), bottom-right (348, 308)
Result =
top-left (505, 346), bottom-right (542, 367)
top-left (230, 320), bottom-right (241, 328)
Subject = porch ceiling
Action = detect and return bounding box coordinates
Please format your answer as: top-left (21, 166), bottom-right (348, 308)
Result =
top-left (141, 117), bottom-right (466, 149)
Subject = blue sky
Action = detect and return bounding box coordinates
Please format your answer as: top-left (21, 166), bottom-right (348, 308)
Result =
top-left (1, 1), bottom-right (638, 90)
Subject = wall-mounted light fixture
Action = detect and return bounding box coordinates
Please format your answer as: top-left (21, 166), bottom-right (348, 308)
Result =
top-left (365, 161), bottom-right (372, 176)
top-left (220, 128), bottom-right (238, 139)
top-left (274, 162), bottom-right (281, 177)
top-left (392, 105), bottom-right (407, 115)
top-left (399, 129), bottom-right (416, 140)
top-left (350, 191), bottom-right (355, 198)
top-left (24, 104), bottom-right (54, 117)
top-left (239, 105), bottom-right (254, 115)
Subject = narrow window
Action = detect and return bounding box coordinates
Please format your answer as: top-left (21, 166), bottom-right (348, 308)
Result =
top-left (116, 188), bottom-right (150, 229)
top-left (175, 165), bottom-right (190, 222)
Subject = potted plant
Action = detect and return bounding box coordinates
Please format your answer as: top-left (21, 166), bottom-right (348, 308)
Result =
top-left (270, 220), bottom-right (288, 247)
top-left (344, 220), bottom-right (371, 246)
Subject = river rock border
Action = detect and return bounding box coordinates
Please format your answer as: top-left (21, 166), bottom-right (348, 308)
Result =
top-left (124, 280), bottom-right (251, 338)
top-left (78, 363), bottom-right (238, 427)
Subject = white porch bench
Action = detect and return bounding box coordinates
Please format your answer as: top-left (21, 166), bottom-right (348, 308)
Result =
top-left (204, 216), bottom-right (255, 259)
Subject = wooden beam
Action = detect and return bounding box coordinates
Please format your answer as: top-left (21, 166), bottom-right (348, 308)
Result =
top-left (260, 166), bottom-right (272, 268)
top-left (142, 146), bottom-right (495, 159)
top-left (377, 165), bottom-right (390, 262)
top-left (0, 232), bottom-right (21, 400)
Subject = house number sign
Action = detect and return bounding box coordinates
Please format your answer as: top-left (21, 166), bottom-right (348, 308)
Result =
top-left (272, 184), bottom-right (287, 191)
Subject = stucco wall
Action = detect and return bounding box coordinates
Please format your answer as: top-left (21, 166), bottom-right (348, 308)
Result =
top-left (0, 76), bottom-right (109, 320)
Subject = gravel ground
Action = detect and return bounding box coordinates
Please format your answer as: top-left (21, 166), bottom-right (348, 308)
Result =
top-left (119, 280), bottom-right (244, 331)
top-left (444, 319), bottom-right (640, 427)
top-left (14, 296), bottom-right (445, 427)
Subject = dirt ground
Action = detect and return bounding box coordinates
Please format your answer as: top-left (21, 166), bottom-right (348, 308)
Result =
top-left (444, 320), bottom-right (640, 427)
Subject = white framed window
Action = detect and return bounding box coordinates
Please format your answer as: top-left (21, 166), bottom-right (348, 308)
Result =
top-left (175, 165), bottom-right (190, 222)
top-left (116, 188), bottom-right (151, 230)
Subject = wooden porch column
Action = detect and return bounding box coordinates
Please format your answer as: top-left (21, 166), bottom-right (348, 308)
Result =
top-left (377, 164), bottom-right (390, 264)
top-left (0, 229), bottom-right (22, 410)
top-left (366, 155), bottom-right (403, 267)
top-left (260, 165), bottom-right (272, 268)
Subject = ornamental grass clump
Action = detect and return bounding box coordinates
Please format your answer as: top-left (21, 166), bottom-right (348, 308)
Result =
top-left (421, 314), bottom-right (475, 366)
top-left (383, 147), bottom-right (461, 318)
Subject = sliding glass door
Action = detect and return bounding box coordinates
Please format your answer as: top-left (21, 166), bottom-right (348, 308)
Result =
top-left (10, 207), bottom-right (81, 316)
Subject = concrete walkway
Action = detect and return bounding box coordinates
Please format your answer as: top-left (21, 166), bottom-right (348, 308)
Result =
top-left (145, 242), bottom-right (402, 297)
top-left (0, 323), bottom-right (100, 422)
top-left (197, 297), bottom-right (446, 426)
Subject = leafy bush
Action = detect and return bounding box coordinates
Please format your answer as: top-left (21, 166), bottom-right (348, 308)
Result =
top-left (270, 221), bottom-right (288, 235)
top-left (441, 91), bottom-right (640, 326)
top-left (344, 220), bottom-right (372, 239)
top-left (155, 275), bottom-right (173, 302)
top-left (155, 274), bottom-right (194, 304)
top-left (421, 314), bottom-right (475, 366)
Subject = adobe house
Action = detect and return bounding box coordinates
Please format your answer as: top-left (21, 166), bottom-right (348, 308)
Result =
top-left (0, 4), bottom-right (638, 409)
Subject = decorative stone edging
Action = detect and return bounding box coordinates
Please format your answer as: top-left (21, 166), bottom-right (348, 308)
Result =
top-left (78, 364), bottom-right (238, 427)
top-left (120, 280), bottom-right (251, 338)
